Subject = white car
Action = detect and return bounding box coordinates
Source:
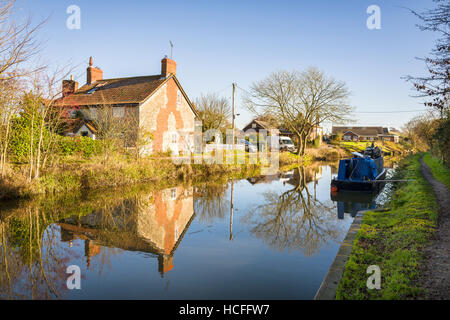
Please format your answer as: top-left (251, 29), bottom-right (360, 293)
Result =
top-left (279, 136), bottom-right (296, 152)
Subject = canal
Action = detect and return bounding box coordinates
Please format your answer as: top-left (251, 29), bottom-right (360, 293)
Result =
top-left (0, 163), bottom-right (393, 299)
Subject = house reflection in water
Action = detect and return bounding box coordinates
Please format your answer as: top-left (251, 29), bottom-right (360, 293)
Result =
top-left (247, 166), bottom-right (323, 187)
top-left (58, 186), bottom-right (195, 277)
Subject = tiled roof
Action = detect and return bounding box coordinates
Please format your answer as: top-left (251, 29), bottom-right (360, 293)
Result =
top-left (254, 120), bottom-right (275, 130)
top-left (332, 126), bottom-right (386, 136)
top-left (81, 120), bottom-right (98, 134)
top-left (243, 119), bottom-right (279, 131)
top-left (62, 118), bottom-right (98, 134)
top-left (54, 75), bottom-right (167, 107)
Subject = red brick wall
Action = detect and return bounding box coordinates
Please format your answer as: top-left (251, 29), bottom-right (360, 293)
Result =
top-left (87, 67), bottom-right (103, 84)
top-left (161, 58), bottom-right (177, 77)
top-left (152, 79), bottom-right (185, 152)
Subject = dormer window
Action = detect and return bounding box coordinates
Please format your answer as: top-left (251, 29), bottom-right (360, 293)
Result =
top-left (87, 82), bottom-right (106, 95)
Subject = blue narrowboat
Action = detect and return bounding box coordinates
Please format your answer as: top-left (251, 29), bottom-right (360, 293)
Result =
top-left (331, 144), bottom-right (386, 193)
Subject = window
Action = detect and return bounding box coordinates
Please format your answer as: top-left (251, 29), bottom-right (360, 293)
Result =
top-left (87, 108), bottom-right (97, 119)
top-left (87, 82), bottom-right (106, 94)
top-left (113, 107), bottom-right (125, 118)
top-left (171, 188), bottom-right (177, 200)
top-left (252, 123), bottom-right (256, 128)
top-left (81, 131), bottom-right (89, 137)
top-left (172, 133), bottom-right (178, 144)
top-left (177, 90), bottom-right (181, 105)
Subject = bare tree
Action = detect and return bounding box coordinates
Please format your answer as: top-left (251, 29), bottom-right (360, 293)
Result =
top-left (0, 0), bottom-right (46, 81)
top-left (404, 0), bottom-right (449, 118)
top-left (0, 0), bottom-right (48, 177)
top-left (83, 103), bottom-right (138, 162)
top-left (20, 65), bottom-right (75, 181)
top-left (195, 93), bottom-right (231, 132)
top-left (0, 76), bottom-right (24, 177)
top-left (402, 113), bottom-right (439, 152)
top-left (246, 68), bottom-right (352, 155)
top-left (296, 68), bottom-right (353, 154)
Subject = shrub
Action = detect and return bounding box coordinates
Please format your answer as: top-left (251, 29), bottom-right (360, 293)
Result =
top-left (8, 113), bottom-right (51, 162)
top-left (57, 136), bottom-right (103, 158)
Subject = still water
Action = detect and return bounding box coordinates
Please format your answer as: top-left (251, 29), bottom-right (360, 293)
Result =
top-left (0, 164), bottom-right (391, 299)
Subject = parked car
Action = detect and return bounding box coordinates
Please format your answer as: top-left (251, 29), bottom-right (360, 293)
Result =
top-left (239, 139), bottom-right (258, 153)
top-left (279, 136), bottom-right (296, 152)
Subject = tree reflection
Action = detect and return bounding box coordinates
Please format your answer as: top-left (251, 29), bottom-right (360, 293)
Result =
top-left (194, 183), bottom-right (229, 223)
top-left (0, 207), bottom-right (79, 299)
top-left (244, 166), bottom-right (345, 256)
top-left (0, 184), bottom-right (195, 299)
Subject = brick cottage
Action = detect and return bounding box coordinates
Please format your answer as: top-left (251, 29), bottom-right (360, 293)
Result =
top-left (54, 56), bottom-right (198, 154)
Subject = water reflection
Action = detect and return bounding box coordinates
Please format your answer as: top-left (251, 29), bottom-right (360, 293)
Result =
top-left (58, 186), bottom-right (195, 277)
top-left (243, 166), bottom-right (345, 256)
top-left (0, 209), bottom-right (77, 299)
top-left (330, 167), bottom-right (394, 219)
top-left (0, 163), bottom-right (390, 299)
top-left (0, 186), bottom-right (195, 299)
top-left (332, 192), bottom-right (377, 219)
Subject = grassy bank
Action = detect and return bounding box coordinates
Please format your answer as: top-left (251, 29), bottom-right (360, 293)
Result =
top-left (1, 156), bottom-right (262, 200)
top-left (1, 145), bottom-right (348, 201)
top-left (335, 153), bottom-right (438, 299)
top-left (423, 153), bottom-right (450, 189)
top-left (330, 140), bottom-right (409, 155)
top-left (276, 145), bottom-right (348, 165)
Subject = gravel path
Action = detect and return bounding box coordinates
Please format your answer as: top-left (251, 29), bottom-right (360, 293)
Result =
top-left (418, 156), bottom-right (450, 300)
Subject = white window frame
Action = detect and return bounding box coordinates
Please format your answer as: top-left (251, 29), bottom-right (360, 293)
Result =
top-left (177, 90), bottom-right (182, 105)
top-left (171, 188), bottom-right (177, 200)
top-left (172, 132), bottom-right (178, 144)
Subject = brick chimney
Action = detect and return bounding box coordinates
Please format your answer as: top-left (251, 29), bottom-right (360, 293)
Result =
top-left (87, 56), bottom-right (103, 84)
top-left (62, 75), bottom-right (78, 97)
top-left (161, 56), bottom-right (176, 77)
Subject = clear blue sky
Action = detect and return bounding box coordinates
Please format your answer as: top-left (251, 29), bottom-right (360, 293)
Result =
top-left (17, 0), bottom-right (437, 131)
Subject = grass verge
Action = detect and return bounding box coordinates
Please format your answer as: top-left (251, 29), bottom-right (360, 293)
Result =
top-left (423, 153), bottom-right (450, 189)
top-left (1, 154), bottom-right (263, 200)
top-left (335, 153), bottom-right (438, 299)
top-left (330, 140), bottom-right (408, 155)
top-left (2, 146), bottom-right (349, 200)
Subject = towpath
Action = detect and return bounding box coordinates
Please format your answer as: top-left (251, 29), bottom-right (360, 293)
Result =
top-left (418, 156), bottom-right (450, 300)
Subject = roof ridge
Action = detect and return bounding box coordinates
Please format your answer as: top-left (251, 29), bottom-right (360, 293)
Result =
top-left (95, 74), bottom-right (163, 82)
